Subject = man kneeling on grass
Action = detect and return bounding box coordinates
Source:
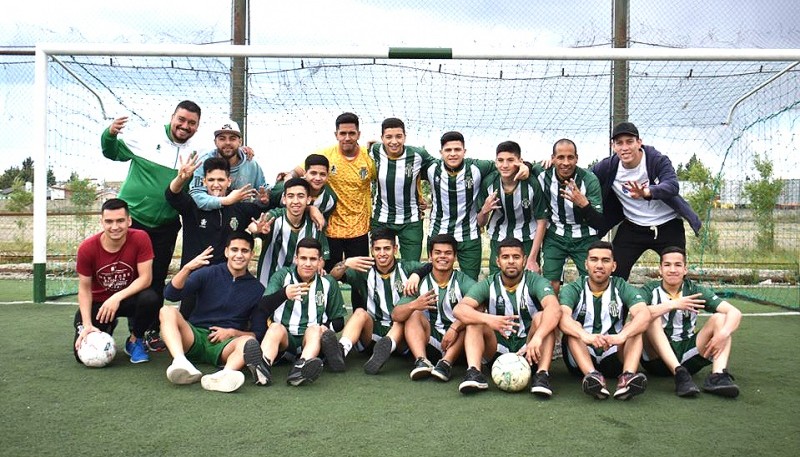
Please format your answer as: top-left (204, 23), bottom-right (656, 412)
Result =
top-left (641, 246), bottom-right (742, 398)
top-left (160, 232), bottom-right (268, 393)
top-left (248, 237), bottom-right (346, 387)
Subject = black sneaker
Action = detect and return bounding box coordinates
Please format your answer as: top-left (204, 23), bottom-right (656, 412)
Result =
top-left (287, 357), bottom-right (324, 386)
top-left (320, 329), bottom-right (346, 372)
top-left (144, 330), bottom-right (167, 352)
top-left (243, 339), bottom-right (272, 386)
top-left (674, 365), bottom-right (700, 397)
top-left (702, 369), bottom-right (740, 398)
top-left (613, 371), bottom-right (648, 400)
top-left (458, 366), bottom-right (489, 394)
top-left (363, 337), bottom-right (392, 375)
top-left (409, 357), bottom-right (434, 381)
top-left (530, 370), bottom-right (553, 398)
top-left (582, 371), bottom-right (610, 400)
top-left (431, 359), bottom-right (452, 382)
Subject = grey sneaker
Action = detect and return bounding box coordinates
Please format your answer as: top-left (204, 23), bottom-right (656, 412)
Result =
top-left (674, 365), bottom-right (700, 397)
top-left (409, 357), bottom-right (434, 381)
top-left (243, 339), bottom-right (271, 386)
top-left (286, 357), bottom-right (324, 386)
top-left (363, 337), bottom-right (392, 375)
top-left (613, 371), bottom-right (648, 400)
top-left (702, 369), bottom-right (740, 398)
top-left (431, 359), bottom-right (452, 382)
top-left (321, 329), bottom-right (346, 372)
top-left (582, 370), bottom-right (610, 400)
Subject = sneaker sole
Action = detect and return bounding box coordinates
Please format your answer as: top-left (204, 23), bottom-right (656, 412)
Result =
top-left (288, 358), bottom-right (324, 386)
top-left (410, 367), bottom-right (433, 381)
top-left (201, 371), bottom-right (245, 393)
top-left (243, 339), bottom-right (271, 386)
top-left (676, 385), bottom-right (701, 397)
top-left (320, 331), bottom-right (346, 372)
top-left (430, 369), bottom-right (451, 382)
top-left (130, 355), bottom-right (150, 364)
top-left (530, 385), bottom-right (553, 398)
top-left (582, 377), bottom-right (610, 400)
top-left (458, 380), bottom-right (489, 394)
top-left (166, 366), bottom-right (202, 385)
top-left (703, 385), bottom-right (740, 398)
top-left (363, 338), bottom-right (392, 375)
top-left (614, 375), bottom-right (648, 400)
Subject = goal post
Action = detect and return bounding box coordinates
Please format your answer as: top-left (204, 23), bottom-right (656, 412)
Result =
top-left (32, 43), bottom-right (800, 305)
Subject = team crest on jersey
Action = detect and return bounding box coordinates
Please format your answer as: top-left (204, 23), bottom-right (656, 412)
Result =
top-left (449, 289), bottom-right (458, 305)
top-left (394, 279), bottom-right (404, 294)
top-left (331, 165), bottom-right (338, 175)
top-left (521, 198), bottom-right (531, 209)
top-left (229, 218), bottom-right (239, 231)
top-left (359, 167), bottom-right (368, 180)
top-left (464, 176), bottom-right (474, 189)
top-left (405, 166), bottom-right (413, 178)
top-left (496, 296), bottom-right (505, 312)
top-left (199, 218), bottom-right (207, 228)
top-left (315, 290), bottom-right (325, 305)
top-left (608, 300), bottom-right (620, 318)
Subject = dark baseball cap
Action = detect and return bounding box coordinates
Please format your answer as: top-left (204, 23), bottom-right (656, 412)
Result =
top-left (611, 122), bottom-right (639, 139)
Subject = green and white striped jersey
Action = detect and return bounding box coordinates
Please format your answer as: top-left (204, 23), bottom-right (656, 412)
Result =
top-left (397, 269), bottom-right (476, 334)
top-left (538, 166), bottom-right (602, 239)
top-left (466, 271), bottom-right (555, 339)
top-left (370, 143), bottom-right (435, 225)
top-left (641, 279), bottom-right (723, 342)
top-left (344, 259), bottom-right (424, 327)
top-left (270, 181), bottom-right (338, 219)
top-left (424, 158), bottom-right (494, 242)
top-left (481, 170), bottom-right (548, 242)
top-left (266, 266), bottom-right (345, 336)
top-left (256, 208), bottom-right (329, 286)
top-left (559, 276), bottom-right (645, 336)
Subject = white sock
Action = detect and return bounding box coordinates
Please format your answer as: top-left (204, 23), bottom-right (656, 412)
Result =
top-left (389, 338), bottom-right (397, 353)
top-left (340, 337), bottom-right (353, 356)
top-left (173, 355), bottom-right (189, 365)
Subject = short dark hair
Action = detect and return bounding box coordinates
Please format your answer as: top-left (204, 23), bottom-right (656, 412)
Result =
top-left (296, 237), bottom-right (322, 256)
top-left (660, 246), bottom-right (687, 262)
top-left (496, 141), bottom-right (521, 157)
top-left (174, 100), bottom-right (201, 118)
top-left (497, 237), bottom-right (524, 253)
top-left (226, 231), bottom-right (254, 250)
top-left (440, 131), bottom-right (465, 148)
top-left (587, 240), bottom-right (614, 258)
top-left (305, 154), bottom-right (330, 171)
top-left (381, 117), bottom-right (405, 134)
top-left (101, 198), bottom-right (129, 214)
top-left (203, 157), bottom-right (230, 176)
top-left (552, 138), bottom-right (577, 156)
top-left (336, 112), bottom-right (359, 130)
top-left (428, 233), bottom-right (458, 253)
top-left (370, 227), bottom-right (397, 245)
top-left (284, 177), bottom-right (311, 194)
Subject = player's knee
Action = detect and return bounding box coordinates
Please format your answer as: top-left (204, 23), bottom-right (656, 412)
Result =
top-left (159, 305), bottom-right (179, 321)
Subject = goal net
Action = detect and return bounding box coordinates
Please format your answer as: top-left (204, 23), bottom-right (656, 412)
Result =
top-left (32, 45), bottom-right (800, 307)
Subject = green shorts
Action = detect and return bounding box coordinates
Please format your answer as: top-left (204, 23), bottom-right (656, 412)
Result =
top-left (642, 334), bottom-right (711, 376)
top-left (489, 239), bottom-right (533, 276)
top-left (541, 233), bottom-right (598, 281)
top-left (495, 331), bottom-right (527, 354)
top-left (185, 325), bottom-right (235, 367)
top-left (371, 319), bottom-right (392, 341)
top-left (453, 237), bottom-right (482, 281)
top-left (561, 335), bottom-right (624, 378)
top-left (372, 220), bottom-right (423, 262)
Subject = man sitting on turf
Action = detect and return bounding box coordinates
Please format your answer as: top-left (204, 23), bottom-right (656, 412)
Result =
top-left (641, 246), bottom-right (742, 398)
top-left (392, 234), bottom-right (476, 382)
top-left (160, 232), bottom-right (268, 393)
top-left (452, 237), bottom-right (561, 397)
top-left (558, 240), bottom-right (650, 401)
top-left (73, 198), bottom-right (160, 364)
top-left (327, 227), bottom-right (425, 375)
top-left (249, 237), bottom-right (346, 387)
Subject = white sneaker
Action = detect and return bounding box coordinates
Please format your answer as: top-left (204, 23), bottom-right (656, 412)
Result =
top-left (166, 358), bottom-right (202, 385)
top-left (201, 369), bottom-right (245, 393)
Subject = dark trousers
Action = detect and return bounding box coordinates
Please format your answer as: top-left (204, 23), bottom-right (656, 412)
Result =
top-left (325, 233), bottom-right (370, 311)
top-left (129, 218), bottom-right (180, 332)
top-left (73, 289), bottom-right (161, 339)
top-left (612, 218), bottom-right (686, 280)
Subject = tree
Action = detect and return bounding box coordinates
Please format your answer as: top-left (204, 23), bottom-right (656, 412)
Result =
top-left (683, 155), bottom-right (720, 253)
top-left (66, 176), bottom-right (97, 210)
top-left (742, 154), bottom-right (784, 251)
top-left (7, 177), bottom-right (33, 212)
top-left (676, 153), bottom-right (704, 181)
top-left (0, 157), bottom-right (56, 189)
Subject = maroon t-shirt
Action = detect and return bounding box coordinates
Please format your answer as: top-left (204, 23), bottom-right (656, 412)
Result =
top-left (76, 228), bottom-right (154, 303)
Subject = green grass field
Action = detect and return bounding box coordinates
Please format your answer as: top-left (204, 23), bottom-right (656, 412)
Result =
top-left (1, 279), bottom-right (799, 457)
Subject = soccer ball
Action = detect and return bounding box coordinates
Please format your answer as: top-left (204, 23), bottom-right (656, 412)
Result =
top-left (77, 331), bottom-right (117, 368)
top-left (491, 353), bottom-right (531, 392)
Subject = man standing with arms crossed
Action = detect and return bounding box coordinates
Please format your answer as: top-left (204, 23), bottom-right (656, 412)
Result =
top-left (102, 100), bottom-right (202, 350)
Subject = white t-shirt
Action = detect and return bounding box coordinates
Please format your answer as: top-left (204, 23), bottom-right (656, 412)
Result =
top-left (612, 153), bottom-right (677, 226)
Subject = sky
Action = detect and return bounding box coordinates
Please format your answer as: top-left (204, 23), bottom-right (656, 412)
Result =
top-left (1, 0), bottom-right (799, 184)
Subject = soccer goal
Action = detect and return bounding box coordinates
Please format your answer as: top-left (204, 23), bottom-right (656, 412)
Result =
top-left (32, 44), bottom-right (800, 306)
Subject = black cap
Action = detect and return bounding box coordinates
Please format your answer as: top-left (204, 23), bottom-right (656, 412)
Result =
top-left (611, 122), bottom-right (639, 139)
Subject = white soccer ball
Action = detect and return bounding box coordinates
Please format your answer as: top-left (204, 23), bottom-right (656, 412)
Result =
top-left (77, 331), bottom-right (117, 368)
top-left (491, 352), bottom-right (531, 392)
